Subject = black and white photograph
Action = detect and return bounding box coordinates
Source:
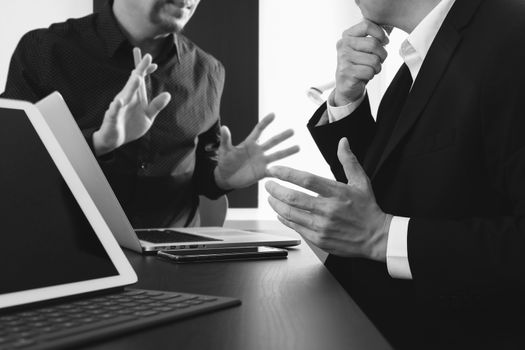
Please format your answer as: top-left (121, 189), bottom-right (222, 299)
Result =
top-left (0, 0), bottom-right (524, 349)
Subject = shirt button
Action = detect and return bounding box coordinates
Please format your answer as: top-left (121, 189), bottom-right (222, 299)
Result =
top-left (139, 162), bottom-right (147, 170)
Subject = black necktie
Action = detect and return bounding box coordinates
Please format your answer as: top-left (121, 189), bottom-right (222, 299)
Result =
top-left (364, 63), bottom-right (414, 174)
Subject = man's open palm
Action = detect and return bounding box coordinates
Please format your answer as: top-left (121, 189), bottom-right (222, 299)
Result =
top-left (214, 114), bottom-right (300, 190)
top-left (93, 53), bottom-right (171, 156)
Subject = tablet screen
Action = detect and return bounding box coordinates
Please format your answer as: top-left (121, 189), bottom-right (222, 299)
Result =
top-left (0, 108), bottom-right (119, 295)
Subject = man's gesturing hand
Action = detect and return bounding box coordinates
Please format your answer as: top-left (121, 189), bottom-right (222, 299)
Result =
top-left (214, 113), bottom-right (300, 190)
top-left (93, 53), bottom-right (171, 156)
top-left (334, 20), bottom-right (389, 106)
top-left (265, 138), bottom-right (392, 262)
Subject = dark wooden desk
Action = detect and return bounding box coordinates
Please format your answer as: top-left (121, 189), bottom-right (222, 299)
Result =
top-left (83, 221), bottom-right (391, 350)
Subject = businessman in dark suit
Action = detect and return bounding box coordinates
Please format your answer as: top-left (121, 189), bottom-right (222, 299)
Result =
top-left (265, 0), bottom-right (525, 347)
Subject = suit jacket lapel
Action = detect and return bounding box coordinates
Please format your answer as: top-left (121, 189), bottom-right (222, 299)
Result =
top-left (370, 0), bottom-right (484, 179)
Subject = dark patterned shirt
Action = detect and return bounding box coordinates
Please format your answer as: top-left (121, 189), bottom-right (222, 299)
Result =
top-left (1, 3), bottom-right (227, 228)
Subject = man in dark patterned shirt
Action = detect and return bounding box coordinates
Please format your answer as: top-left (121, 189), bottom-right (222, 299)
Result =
top-left (1, 0), bottom-right (298, 228)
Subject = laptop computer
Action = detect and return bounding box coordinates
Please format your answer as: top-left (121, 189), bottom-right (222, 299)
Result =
top-left (0, 98), bottom-right (240, 349)
top-left (35, 92), bottom-right (300, 254)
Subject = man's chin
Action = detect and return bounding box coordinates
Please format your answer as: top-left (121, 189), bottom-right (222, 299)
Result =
top-left (155, 18), bottom-right (187, 34)
top-left (151, 11), bottom-right (189, 34)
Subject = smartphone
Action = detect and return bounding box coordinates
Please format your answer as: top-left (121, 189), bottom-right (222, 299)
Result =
top-left (157, 246), bottom-right (288, 263)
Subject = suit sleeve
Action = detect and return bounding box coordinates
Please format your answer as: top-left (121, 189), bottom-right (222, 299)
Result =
top-left (408, 51), bottom-right (525, 301)
top-left (307, 94), bottom-right (376, 182)
top-left (192, 61), bottom-right (230, 199)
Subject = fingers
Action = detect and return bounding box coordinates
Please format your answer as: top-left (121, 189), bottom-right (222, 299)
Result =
top-left (337, 138), bottom-right (367, 189)
top-left (246, 113), bottom-right (275, 142)
top-left (115, 53), bottom-right (155, 106)
top-left (133, 52), bottom-right (153, 77)
top-left (133, 47), bottom-right (143, 67)
top-left (340, 20), bottom-right (389, 61)
top-left (132, 49), bottom-right (158, 77)
top-left (347, 50), bottom-right (383, 74)
top-left (135, 54), bottom-right (154, 108)
top-left (105, 99), bottom-right (123, 122)
top-left (131, 49), bottom-right (158, 108)
top-left (117, 74), bottom-right (141, 105)
top-left (140, 64), bottom-right (159, 107)
top-left (145, 63), bottom-right (158, 76)
top-left (338, 36), bottom-right (388, 66)
top-left (219, 125), bottom-right (233, 150)
top-left (267, 166), bottom-right (340, 197)
top-left (349, 37), bottom-right (388, 62)
top-left (265, 145), bottom-right (300, 163)
top-left (347, 36), bottom-right (388, 61)
top-left (265, 180), bottom-right (322, 213)
top-left (276, 216), bottom-right (340, 252)
top-left (344, 19), bottom-right (389, 44)
top-left (261, 129), bottom-right (294, 151)
top-left (268, 196), bottom-right (316, 229)
top-left (339, 65), bottom-right (376, 84)
top-left (145, 92), bottom-right (171, 120)
top-left (268, 196), bottom-right (339, 253)
top-left (334, 20), bottom-right (389, 105)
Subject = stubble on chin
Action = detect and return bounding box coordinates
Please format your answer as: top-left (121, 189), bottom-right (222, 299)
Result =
top-left (150, 2), bottom-right (185, 34)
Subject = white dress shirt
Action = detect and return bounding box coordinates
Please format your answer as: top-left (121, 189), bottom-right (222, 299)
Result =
top-left (325, 0), bottom-right (457, 279)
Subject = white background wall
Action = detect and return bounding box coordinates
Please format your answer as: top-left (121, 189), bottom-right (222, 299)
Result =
top-left (0, 0), bottom-right (92, 91)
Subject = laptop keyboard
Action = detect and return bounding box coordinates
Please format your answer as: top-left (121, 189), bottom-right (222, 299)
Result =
top-left (136, 229), bottom-right (221, 243)
top-left (0, 289), bottom-right (239, 350)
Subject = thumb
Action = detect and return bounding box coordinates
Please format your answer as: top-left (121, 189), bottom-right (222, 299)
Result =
top-left (337, 138), bottom-right (366, 188)
top-left (220, 125), bottom-right (233, 150)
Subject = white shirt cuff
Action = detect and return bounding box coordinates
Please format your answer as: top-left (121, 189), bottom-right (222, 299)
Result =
top-left (386, 216), bottom-right (413, 279)
top-left (326, 90), bottom-right (366, 123)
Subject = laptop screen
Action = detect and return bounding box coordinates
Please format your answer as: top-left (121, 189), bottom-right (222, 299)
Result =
top-left (0, 108), bottom-right (119, 295)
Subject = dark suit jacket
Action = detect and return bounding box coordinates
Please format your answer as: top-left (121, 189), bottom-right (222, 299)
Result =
top-left (308, 0), bottom-right (525, 347)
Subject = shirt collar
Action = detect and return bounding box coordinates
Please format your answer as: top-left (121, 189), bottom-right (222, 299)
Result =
top-left (96, 0), bottom-right (181, 62)
top-left (400, 0), bottom-right (456, 80)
